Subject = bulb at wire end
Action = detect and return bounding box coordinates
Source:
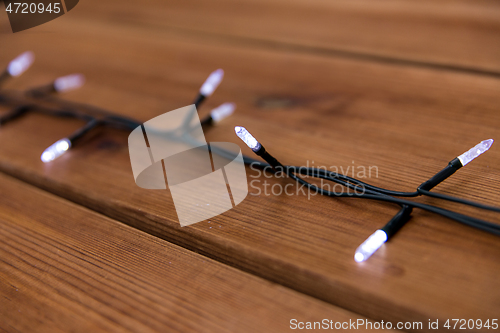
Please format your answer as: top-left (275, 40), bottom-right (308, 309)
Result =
top-left (7, 51), bottom-right (35, 77)
top-left (41, 138), bottom-right (71, 163)
top-left (354, 230), bottom-right (387, 263)
top-left (457, 139), bottom-right (494, 166)
top-left (54, 74), bottom-right (85, 92)
top-left (235, 126), bottom-right (260, 150)
top-left (211, 103), bottom-right (235, 123)
top-left (200, 69), bottom-right (224, 97)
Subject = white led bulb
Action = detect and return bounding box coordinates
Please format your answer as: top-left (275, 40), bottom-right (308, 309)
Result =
top-left (41, 139), bottom-right (71, 163)
top-left (7, 51), bottom-right (35, 77)
top-left (354, 230), bottom-right (387, 263)
top-left (457, 139), bottom-right (494, 166)
top-left (211, 103), bottom-right (235, 123)
top-left (200, 69), bottom-right (224, 96)
top-left (54, 74), bottom-right (85, 92)
top-left (235, 126), bottom-right (260, 150)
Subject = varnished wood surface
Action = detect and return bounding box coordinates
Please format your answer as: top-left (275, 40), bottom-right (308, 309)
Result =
top-left (0, 173), bottom-right (377, 332)
top-left (76, 0), bottom-right (500, 74)
top-left (1, 1), bottom-right (500, 331)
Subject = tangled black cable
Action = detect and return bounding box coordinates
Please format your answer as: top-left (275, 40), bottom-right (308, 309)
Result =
top-left (1, 51), bottom-right (499, 263)
top-left (234, 126), bottom-right (499, 261)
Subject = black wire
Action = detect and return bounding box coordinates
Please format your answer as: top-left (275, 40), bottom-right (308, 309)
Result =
top-left (200, 115), bottom-right (213, 127)
top-left (282, 167), bottom-right (500, 235)
top-left (2, 79), bottom-right (499, 234)
top-left (0, 104), bottom-right (31, 125)
top-left (418, 189), bottom-right (500, 213)
top-left (0, 71), bottom-right (10, 86)
top-left (291, 166), bottom-right (419, 197)
top-left (246, 155), bottom-right (499, 223)
top-left (245, 149), bottom-right (500, 235)
top-left (68, 118), bottom-right (101, 143)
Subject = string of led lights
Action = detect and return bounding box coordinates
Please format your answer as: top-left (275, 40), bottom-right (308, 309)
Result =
top-left (233, 127), bottom-right (500, 261)
top-left (1, 51), bottom-right (499, 264)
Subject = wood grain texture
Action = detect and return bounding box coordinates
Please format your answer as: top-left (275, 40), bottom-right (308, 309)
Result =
top-left (0, 173), bottom-right (376, 333)
top-left (1, 2), bottom-right (500, 331)
top-left (74, 0), bottom-right (500, 75)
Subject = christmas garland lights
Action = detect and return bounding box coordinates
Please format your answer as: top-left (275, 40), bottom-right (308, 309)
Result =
top-left (1, 51), bottom-right (499, 263)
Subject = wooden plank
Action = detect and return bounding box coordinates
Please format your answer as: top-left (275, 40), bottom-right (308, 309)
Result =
top-left (1, 10), bottom-right (500, 330)
top-left (73, 0), bottom-right (500, 74)
top-left (0, 173), bottom-right (377, 332)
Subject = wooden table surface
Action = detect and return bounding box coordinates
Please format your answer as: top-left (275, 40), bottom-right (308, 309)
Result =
top-left (1, 0), bottom-right (499, 332)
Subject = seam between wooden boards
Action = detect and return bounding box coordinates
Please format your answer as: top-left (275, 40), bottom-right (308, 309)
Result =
top-left (0, 167), bottom-right (392, 328)
top-left (80, 16), bottom-right (500, 80)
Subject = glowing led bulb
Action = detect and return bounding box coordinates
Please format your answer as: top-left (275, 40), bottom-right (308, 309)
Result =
top-left (354, 230), bottom-right (387, 263)
top-left (235, 126), bottom-right (260, 150)
top-left (211, 103), bottom-right (235, 123)
top-left (7, 51), bottom-right (35, 77)
top-left (457, 139), bottom-right (494, 166)
top-left (54, 74), bottom-right (85, 92)
top-left (41, 139), bottom-right (71, 163)
top-left (200, 69), bottom-right (224, 96)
